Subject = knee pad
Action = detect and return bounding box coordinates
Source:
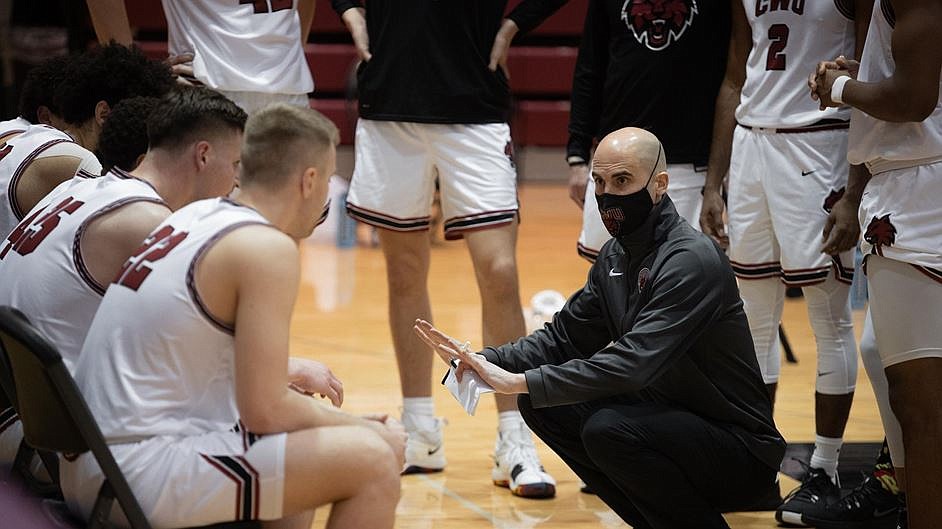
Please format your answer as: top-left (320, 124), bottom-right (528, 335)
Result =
top-left (803, 277), bottom-right (857, 394)
top-left (738, 278), bottom-right (785, 384)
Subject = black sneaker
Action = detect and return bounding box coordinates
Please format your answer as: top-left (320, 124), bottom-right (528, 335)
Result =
top-left (803, 473), bottom-right (900, 529)
top-left (775, 464), bottom-right (841, 527)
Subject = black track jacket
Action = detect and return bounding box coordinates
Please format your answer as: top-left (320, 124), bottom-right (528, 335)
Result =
top-left (482, 197), bottom-right (785, 470)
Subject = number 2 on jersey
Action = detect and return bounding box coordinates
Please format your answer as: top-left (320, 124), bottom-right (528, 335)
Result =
top-left (766, 24), bottom-right (789, 71)
top-left (114, 225), bottom-right (188, 291)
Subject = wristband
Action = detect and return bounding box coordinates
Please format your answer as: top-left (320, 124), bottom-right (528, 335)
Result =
top-left (831, 75), bottom-right (851, 105)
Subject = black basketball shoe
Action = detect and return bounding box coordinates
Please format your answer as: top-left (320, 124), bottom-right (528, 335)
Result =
top-left (803, 472), bottom-right (900, 529)
top-left (775, 463), bottom-right (841, 527)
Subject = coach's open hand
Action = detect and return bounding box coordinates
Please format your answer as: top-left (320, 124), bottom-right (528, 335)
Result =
top-left (287, 357), bottom-right (344, 407)
top-left (413, 319), bottom-right (528, 395)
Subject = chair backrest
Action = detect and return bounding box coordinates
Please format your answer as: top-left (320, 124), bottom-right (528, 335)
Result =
top-left (0, 340), bottom-right (17, 411)
top-left (0, 306), bottom-right (151, 529)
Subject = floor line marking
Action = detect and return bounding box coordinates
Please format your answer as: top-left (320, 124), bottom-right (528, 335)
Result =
top-left (417, 474), bottom-right (497, 525)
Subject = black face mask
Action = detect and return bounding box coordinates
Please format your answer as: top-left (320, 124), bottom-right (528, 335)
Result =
top-left (595, 145), bottom-right (661, 239)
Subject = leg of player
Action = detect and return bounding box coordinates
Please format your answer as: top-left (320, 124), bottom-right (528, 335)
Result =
top-left (737, 277), bottom-right (786, 403)
top-left (376, 228), bottom-right (445, 474)
top-left (465, 223), bottom-right (556, 498)
top-left (804, 277), bottom-right (856, 475)
top-left (279, 425), bottom-right (400, 529)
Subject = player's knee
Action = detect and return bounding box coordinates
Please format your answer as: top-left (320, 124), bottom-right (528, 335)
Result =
top-left (474, 256), bottom-right (519, 298)
top-left (886, 376), bottom-right (940, 433)
top-left (383, 253), bottom-right (428, 292)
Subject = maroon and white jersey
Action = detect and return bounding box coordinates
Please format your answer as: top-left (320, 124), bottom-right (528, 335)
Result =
top-left (848, 0), bottom-right (942, 174)
top-left (163, 0), bottom-right (313, 95)
top-left (736, 0), bottom-right (855, 128)
top-left (0, 124), bottom-right (102, 239)
top-left (0, 169), bottom-right (163, 371)
top-left (74, 198), bottom-right (271, 443)
top-left (0, 117), bottom-right (30, 138)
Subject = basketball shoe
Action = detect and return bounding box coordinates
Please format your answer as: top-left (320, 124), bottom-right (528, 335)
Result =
top-left (776, 462), bottom-right (841, 526)
top-left (492, 422), bottom-right (556, 498)
top-left (803, 472), bottom-right (900, 529)
top-left (402, 417), bottom-right (446, 475)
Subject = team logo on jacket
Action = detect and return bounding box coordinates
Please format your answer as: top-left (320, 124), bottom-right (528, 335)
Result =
top-left (638, 267), bottom-right (650, 291)
top-left (864, 214), bottom-right (897, 248)
top-left (822, 187), bottom-right (846, 213)
top-left (622, 0), bottom-right (698, 51)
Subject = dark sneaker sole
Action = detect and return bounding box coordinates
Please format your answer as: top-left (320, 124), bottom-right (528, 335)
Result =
top-left (512, 482), bottom-right (556, 499)
top-left (402, 465), bottom-right (445, 475)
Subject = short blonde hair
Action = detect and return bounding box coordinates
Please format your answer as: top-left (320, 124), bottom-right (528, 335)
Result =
top-left (240, 104), bottom-right (339, 187)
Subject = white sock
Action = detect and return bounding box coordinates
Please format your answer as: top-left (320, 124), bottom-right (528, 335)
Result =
top-left (498, 410), bottom-right (525, 434)
top-left (402, 397), bottom-right (436, 431)
top-left (810, 435), bottom-right (842, 483)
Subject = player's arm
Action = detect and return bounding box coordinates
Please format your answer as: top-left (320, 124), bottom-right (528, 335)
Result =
top-left (565, 0), bottom-right (608, 208)
top-left (17, 156), bottom-right (83, 215)
top-left (332, 1), bottom-right (371, 62)
top-left (80, 200), bottom-right (171, 288)
top-left (298, 0), bottom-right (316, 44)
top-left (835, 0), bottom-right (942, 121)
top-left (226, 226), bottom-right (366, 434)
top-left (701, 0), bottom-right (750, 243)
top-left (85, 0), bottom-right (134, 46)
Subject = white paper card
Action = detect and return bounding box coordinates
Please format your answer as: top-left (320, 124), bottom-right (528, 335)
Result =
top-left (442, 361), bottom-right (494, 416)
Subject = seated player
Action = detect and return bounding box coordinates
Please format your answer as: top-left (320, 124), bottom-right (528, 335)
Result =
top-left (97, 96), bottom-right (160, 173)
top-left (63, 104), bottom-right (403, 529)
top-left (0, 54), bottom-right (71, 136)
top-left (0, 87), bottom-right (246, 467)
top-left (416, 128), bottom-right (786, 529)
top-left (0, 43), bottom-right (174, 238)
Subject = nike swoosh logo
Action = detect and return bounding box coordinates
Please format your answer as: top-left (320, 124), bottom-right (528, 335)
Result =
top-left (609, 267), bottom-right (624, 277)
top-left (873, 507), bottom-right (899, 517)
top-left (428, 444), bottom-right (442, 456)
top-left (802, 170), bottom-right (817, 176)
top-left (817, 371), bottom-right (835, 377)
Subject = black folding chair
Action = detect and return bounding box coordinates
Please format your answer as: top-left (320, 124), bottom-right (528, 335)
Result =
top-left (0, 307), bottom-right (259, 529)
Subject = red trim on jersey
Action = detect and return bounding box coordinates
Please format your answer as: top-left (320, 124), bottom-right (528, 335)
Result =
top-left (73, 197), bottom-right (168, 296)
top-left (8, 139), bottom-right (75, 220)
top-left (186, 220), bottom-right (272, 335)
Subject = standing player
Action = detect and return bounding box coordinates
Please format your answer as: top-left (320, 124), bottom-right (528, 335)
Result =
top-left (63, 104), bottom-right (404, 529)
top-left (0, 44), bottom-right (173, 239)
top-left (700, 0), bottom-right (872, 524)
top-left (811, 0), bottom-right (942, 526)
top-left (0, 87), bottom-right (247, 468)
top-left (331, 0), bottom-right (566, 497)
top-left (568, 0), bottom-right (730, 261)
top-left (87, 0), bottom-right (316, 113)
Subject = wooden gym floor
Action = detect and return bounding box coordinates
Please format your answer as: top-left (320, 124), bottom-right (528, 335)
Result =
top-left (294, 183), bottom-right (883, 529)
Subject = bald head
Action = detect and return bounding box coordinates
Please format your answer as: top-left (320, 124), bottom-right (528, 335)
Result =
top-left (591, 127), bottom-right (668, 199)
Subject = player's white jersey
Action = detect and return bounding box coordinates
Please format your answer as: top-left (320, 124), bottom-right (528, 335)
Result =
top-left (848, 0), bottom-right (942, 174)
top-left (736, 0), bottom-right (855, 128)
top-left (0, 117), bottom-right (30, 138)
top-left (163, 0), bottom-right (314, 95)
top-left (73, 198), bottom-right (271, 443)
top-left (0, 125), bottom-right (102, 239)
top-left (0, 169), bottom-right (164, 372)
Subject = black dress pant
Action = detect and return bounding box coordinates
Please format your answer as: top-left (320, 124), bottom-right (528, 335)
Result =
top-left (518, 395), bottom-right (777, 529)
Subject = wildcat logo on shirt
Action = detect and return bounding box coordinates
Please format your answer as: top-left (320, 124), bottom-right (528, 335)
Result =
top-left (864, 214), bottom-right (897, 248)
top-left (621, 0), bottom-right (698, 51)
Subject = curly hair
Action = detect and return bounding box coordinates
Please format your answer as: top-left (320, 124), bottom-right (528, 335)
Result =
top-left (53, 42), bottom-right (174, 126)
top-left (97, 96), bottom-right (160, 173)
top-left (18, 54), bottom-right (72, 124)
top-left (147, 86), bottom-right (247, 150)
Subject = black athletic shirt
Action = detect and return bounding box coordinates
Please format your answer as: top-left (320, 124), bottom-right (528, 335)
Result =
top-left (331, 0), bottom-right (566, 124)
top-left (482, 198), bottom-right (785, 471)
top-left (567, 0), bottom-right (730, 165)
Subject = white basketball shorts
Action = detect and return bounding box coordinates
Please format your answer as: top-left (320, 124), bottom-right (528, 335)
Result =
top-left (346, 119), bottom-right (519, 241)
top-left (60, 427), bottom-right (287, 528)
top-left (727, 124), bottom-right (854, 286)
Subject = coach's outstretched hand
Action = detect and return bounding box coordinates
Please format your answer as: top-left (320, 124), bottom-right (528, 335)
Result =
top-left (413, 319), bottom-right (528, 395)
top-left (288, 357), bottom-right (344, 407)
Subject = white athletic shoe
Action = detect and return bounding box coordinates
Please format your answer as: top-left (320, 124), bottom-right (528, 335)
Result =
top-left (492, 423), bottom-right (556, 498)
top-left (402, 417), bottom-right (447, 475)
